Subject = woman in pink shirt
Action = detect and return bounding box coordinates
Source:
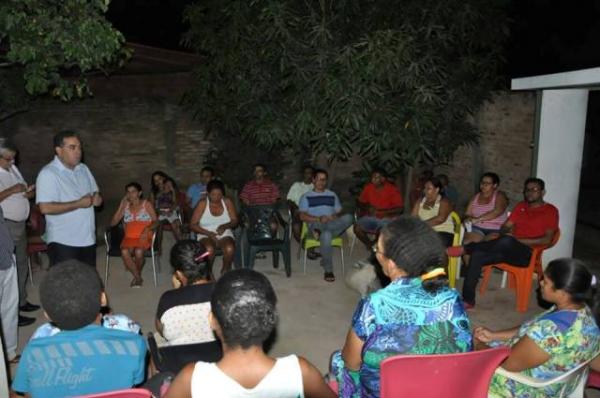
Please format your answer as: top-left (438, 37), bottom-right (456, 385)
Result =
top-left (463, 172), bottom-right (508, 244)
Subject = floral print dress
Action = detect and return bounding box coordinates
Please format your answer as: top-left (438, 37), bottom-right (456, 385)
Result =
top-left (488, 306), bottom-right (600, 398)
top-left (330, 277), bottom-right (472, 398)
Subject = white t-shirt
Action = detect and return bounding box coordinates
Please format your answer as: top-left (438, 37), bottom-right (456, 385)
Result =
top-left (0, 165), bottom-right (29, 222)
top-left (191, 355), bottom-right (304, 398)
top-left (286, 182), bottom-right (313, 206)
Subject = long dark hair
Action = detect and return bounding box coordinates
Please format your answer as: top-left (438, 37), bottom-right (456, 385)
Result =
top-left (150, 171), bottom-right (169, 195)
top-left (545, 258), bottom-right (600, 326)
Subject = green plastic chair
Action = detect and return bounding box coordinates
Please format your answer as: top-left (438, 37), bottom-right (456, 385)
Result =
top-left (300, 222), bottom-right (345, 275)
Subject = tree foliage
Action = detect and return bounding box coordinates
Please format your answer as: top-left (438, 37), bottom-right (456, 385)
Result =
top-left (183, 0), bottom-right (508, 174)
top-left (0, 0), bottom-right (129, 121)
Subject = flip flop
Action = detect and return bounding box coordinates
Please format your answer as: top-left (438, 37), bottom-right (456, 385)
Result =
top-left (130, 277), bottom-right (143, 288)
top-left (324, 272), bottom-right (335, 282)
top-left (9, 354), bottom-right (21, 364)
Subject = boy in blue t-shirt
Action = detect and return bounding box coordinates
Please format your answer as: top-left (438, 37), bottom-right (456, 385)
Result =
top-left (12, 261), bottom-right (146, 398)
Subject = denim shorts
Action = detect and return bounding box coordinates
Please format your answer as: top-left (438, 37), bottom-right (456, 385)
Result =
top-left (471, 225), bottom-right (500, 236)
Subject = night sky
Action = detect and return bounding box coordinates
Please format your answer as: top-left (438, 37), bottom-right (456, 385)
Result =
top-left (107, 0), bottom-right (600, 78)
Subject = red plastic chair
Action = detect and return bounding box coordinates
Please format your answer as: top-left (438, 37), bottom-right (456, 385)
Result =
top-left (26, 205), bottom-right (48, 286)
top-left (379, 347), bottom-right (510, 398)
top-left (479, 230), bottom-right (560, 312)
top-left (588, 369), bottom-right (600, 389)
top-left (76, 388), bottom-right (152, 397)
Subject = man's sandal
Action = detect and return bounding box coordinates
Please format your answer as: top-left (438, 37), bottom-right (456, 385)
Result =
top-left (324, 272), bottom-right (335, 282)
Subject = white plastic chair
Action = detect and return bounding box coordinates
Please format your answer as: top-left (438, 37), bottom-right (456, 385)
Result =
top-left (494, 360), bottom-right (590, 398)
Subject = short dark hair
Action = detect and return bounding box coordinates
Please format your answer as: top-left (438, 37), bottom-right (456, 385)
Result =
top-left (40, 261), bottom-right (102, 330)
top-left (524, 177), bottom-right (545, 191)
top-left (125, 182), bottom-right (142, 192)
top-left (206, 179), bottom-right (225, 195)
top-left (371, 167), bottom-right (387, 177)
top-left (211, 269), bottom-right (277, 349)
top-left (481, 172), bottom-right (500, 185)
top-left (436, 174), bottom-right (449, 185)
top-left (170, 240), bottom-right (211, 283)
top-left (425, 176), bottom-right (445, 196)
top-left (53, 131), bottom-right (80, 148)
top-left (253, 163), bottom-right (267, 172)
top-left (313, 168), bottom-right (328, 179)
top-left (201, 166), bottom-right (215, 175)
top-left (379, 216), bottom-right (447, 292)
top-left (302, 165), bottom-right (314, 173)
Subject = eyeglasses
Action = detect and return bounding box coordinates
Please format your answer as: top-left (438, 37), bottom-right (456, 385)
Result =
top-left (371, 246), bottom-right (384, 256)
top-left (1, 156), bottom-right (15, 162)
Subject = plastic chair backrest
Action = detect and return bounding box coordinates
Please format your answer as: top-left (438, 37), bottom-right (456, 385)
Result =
top-left (449, 211), bottom-right (462, 244)
top-left (148, 333), bottom-right (223, 374)
top-left (587, 369), bottom-right (600, 389)
top-left (105, 225), bottom-right (125, 257)
top-left (380, 347), bottom-right (510, 398)
top-left (28, 205), bottom-right (46, 234)
top-left (495, 358), bottom-right (590, 397)
top-left (244, 205), bottom-right (277, 241)
top-left (76, 388), bottom-right (152, 398)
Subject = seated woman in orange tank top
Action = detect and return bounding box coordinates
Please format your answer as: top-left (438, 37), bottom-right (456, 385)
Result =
top-left (110, 182), bottom-right (158, 287)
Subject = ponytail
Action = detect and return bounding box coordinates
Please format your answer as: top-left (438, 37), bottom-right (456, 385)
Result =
top-left (546, 258), bottom-right (600, 327)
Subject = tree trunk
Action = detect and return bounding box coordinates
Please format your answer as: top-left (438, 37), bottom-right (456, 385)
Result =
top-left (403, 166), bottom-right (414, 213)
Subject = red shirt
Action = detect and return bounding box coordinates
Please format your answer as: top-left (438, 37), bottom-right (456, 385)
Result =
top-left (358, 182), bottom-right (404, 218)
top-left (240, 180), bottom-right (280, 205)
top-left (508, 201), bottom-right (559, 239)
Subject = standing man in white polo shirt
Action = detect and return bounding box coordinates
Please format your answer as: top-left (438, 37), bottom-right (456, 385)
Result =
top-left (36, 131), bottom-right (102, 267)
top-left (0, 139), bottom-right (38, 326)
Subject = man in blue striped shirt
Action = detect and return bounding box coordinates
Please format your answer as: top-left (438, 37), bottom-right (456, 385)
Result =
top-left (299, 169), bottom-right (353, 282)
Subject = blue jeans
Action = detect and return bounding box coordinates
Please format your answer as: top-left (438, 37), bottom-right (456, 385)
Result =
top-left (356, 216), bottom-right (393, 232)
top-left (308, 214), bottom-right (354, 273)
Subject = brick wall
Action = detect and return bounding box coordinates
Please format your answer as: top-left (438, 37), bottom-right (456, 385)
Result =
top-left (437, 92), bottom-right (536, 210)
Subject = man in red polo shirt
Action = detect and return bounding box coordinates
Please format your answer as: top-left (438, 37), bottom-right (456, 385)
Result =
top-left (354, 168), bottom-right (404, 249)
top-left (455, 177), bottom-right (559, 308)
top-left (240, 164), bottom-right (280, 206)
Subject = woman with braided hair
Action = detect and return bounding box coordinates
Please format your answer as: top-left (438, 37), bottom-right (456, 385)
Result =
top-left (329, 216), bottom-right (472, 398)
top-left (155, 240), bottom-right (215, 346)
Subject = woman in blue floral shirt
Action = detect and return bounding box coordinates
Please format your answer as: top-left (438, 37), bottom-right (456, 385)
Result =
top-left (476, 258), bottom-right (600, 398)
top-left (330, 216), bottom-right (472, 398)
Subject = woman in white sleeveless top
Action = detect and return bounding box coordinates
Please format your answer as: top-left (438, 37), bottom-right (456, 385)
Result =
top-left (411, 176), bottom-right (455, 247)
top-left (164, 269), bottom-right (336, 398)
top-left (190, 180), bottom-right (238, 276)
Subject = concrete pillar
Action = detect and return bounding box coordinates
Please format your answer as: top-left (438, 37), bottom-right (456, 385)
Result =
top-left (534, 89), bottom-right (588, 263)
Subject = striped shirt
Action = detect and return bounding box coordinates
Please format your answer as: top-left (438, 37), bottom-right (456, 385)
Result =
top-left (299, 190), bottom-right (341, 217)
top-left (470, 191), bottom-right (507, 230)
top-left (240, 180), bottom-right (280, 205)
